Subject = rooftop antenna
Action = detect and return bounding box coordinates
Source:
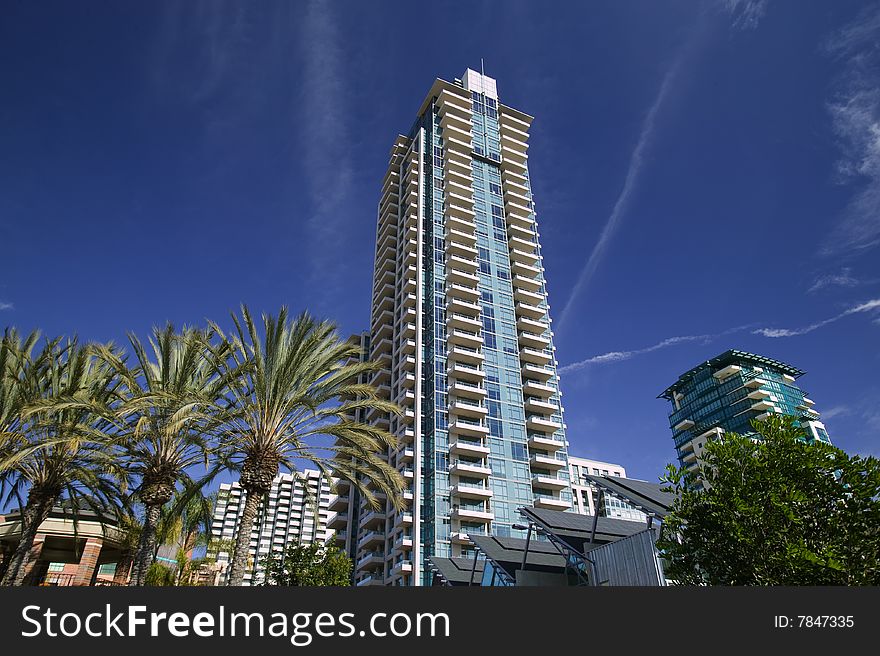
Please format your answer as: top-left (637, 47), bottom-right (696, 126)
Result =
top-left (480, 57), bottom-right (485, 78)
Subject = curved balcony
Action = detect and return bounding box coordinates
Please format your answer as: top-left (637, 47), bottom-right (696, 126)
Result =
top-left (357, 551), bottom-right (385, 571)
top-left (356, 575), bottom-right (384, 587)
top-left (392, 534), bottom-right (413, 553)
top-left (391, 560), bottom-right (413, 576)
top-left (450, 507), bottom-right (494, 523)
top-left (448, 344), bottom-right (483, 366)
top-left (515, 301), bottom-right (547, 321)
top-left (447, 267), bottom-right (480, 286)
top-left (533, 496), bottom-right (570, 511)
top-left (439, 108), bottom-right (472, 134)
top-left (448, 328), bottom-right (483, 349)
top-left (518, 331), bottom-right (551, 350)
top-left (517, 316), bottom-right (549, 334)
top-left (328, 512), bottom-right (348, 530)
top-left (357, 530), bottom-right (384, 550)
top-left (522, 379), bottom-right (555, 398)
top-left (510, 248), bottom-right (540, 268)
top-left (529, 453), bottom-right (565, 471)
top-left (510, 259), bottom-right (542, 278)
top-left (531, 475), bottom-right (567, 491)
top-left (520, 347), bottom-right (552, 366)
top-left (449, 417), bottom-right (490, 438)
top-left (446, 282), bottom-right (479, 302)
top-left (522, 363), bottom-right (553, 381)
top-left (527, 433), bottom-right (563, 452)
top-left (449, 460), bottom-right (492, 478)
top-left (451, 483), bottom-right (493, 500)
top-left (449, 399), bottom-right (488, 420)
top-left (524, 396), bottom-right (557, 413)
top-left (448, 361), bottom-right (485, 382)
top-left (513, 287), bottom-right (544, 306)
top-left (447, 312), bottom-right (482, 331)
top-left (526, 415), bottom-right (562, 433)
top-left (508, 235), bottom-right (536, 252)
top-left (448, 379), bottom-right (486, 399)
top-left (449, 438), bottom-right (491, 458)
top-left (447, 240), bottom-right (479, 259)
top-left (446, 213), bottom-right (475, 234)
top-left (446, 253), bottom-right (479, 273)
top-left (447, 228), bottom-right (478, 251)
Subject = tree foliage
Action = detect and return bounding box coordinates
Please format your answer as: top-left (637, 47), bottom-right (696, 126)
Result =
top-left (259, 542), bottom-right (351, 587)
top-left (214, 306), bottom-right (404, 586)
top-left (657, 415), bottom-right (880, 585)
top-left (0, 307), bottom-right (402, 586)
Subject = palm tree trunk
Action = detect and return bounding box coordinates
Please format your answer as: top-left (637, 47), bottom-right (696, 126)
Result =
top-left (0, 493), bottom-right (56, 586)
top-left (226, 488), bottom-right (262, 586)
top-left (129, 503), bottom-right (162, 586)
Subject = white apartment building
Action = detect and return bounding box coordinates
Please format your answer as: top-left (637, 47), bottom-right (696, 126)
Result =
top-left (330, 68), bottom-right (572, 586)
top-left (568, 456), bottom-right (647, 522)
top-left (211, 469), bottom-right (332, 585)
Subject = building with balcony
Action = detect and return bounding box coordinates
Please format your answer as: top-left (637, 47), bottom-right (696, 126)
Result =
top-left (659, 350), bottom-right (832, 475)
top-left (567, 456), bottom-right (647, 522)
top-left (334, 68), bottom-right (572, 586)
top-left (0, 507), bottom-right (128, 586)
top-left (210, 470), bottom-right (332, 585)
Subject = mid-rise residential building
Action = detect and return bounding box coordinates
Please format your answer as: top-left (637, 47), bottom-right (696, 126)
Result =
top-left (659, 349), bottom-right (831, 473)
top-left (330, 68), bottom-right (571, 586)
top-left (567, 456), bottom-right (646, 522)
top-left (211, 470), bottom-right (332, 585)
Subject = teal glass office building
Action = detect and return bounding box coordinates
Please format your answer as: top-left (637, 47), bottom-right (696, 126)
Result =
top-left (659, 350), bottom-right (831, 472)
top-left (330, 69), bottom-right (571, 586)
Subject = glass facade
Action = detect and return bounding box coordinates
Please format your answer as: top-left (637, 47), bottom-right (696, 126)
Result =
top-left (339, 69), bottom-right (572, 586)
top-left (660, 350), bottom-right (832, 471)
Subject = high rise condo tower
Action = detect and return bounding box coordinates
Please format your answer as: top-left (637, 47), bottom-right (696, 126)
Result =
top-left (659, 349), bottom-right (831, 474)
top-left (330, 69), bottom-right (572, 586)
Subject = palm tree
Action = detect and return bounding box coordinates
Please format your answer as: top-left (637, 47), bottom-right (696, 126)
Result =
top-left (0, 337), bottom-right (126, 586)
top-left (156, 490), bottom-right (214, 585)
top-left (0, 328), bottom-right (41, 583)
top-left (95, 325), bottom-right (235, 586)
top-left (214, 306), bottom-right (405, 586)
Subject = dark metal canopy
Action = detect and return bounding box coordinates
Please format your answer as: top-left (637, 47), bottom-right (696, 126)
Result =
top-left (425, 556), bottom-right (484, 586)
top-left (582, 475), bottom-right (677, 519)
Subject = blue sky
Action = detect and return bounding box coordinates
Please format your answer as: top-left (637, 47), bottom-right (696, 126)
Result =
top-left (1, 0), bottom-right (878, 482)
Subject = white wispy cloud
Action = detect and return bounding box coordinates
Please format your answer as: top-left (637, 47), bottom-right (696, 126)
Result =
top-left (721, 0), bottom-right (769, 30)
top-left (808, 267), bottom-right (871, 292)
top-left (0, 301), bottom-right (13, 311)
top-left (820, 4), bottom-right (880, 257)
top-left (559, 324), bottom-right (754, 374)
top-left (559, 334), bottom-right (715, 374)
top-left (561, 295), bottom-right (880, 373)
top-left (821, 405), bottom-right (851, 420)
top-left (557, 54), bottom-right (685, 333)
top-left (753, 298), bottom-right (880, 337)
top-left (298, 0), bottom-right (355, 296)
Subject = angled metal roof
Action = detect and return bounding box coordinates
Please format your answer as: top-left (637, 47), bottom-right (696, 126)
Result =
top-left (426, 556), bottom-right (484, 585)
top-left (519, 506), bottom-right (646, 553)
top-left (582, 475), bottom-right (677, 519)
top-left (469, 534), bottom-right (566, 574)
top-left (659, 349), bottom-right (805, 399)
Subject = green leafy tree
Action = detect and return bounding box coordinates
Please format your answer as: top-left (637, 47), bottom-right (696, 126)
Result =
top-left (93, 325), bottom-right (235, 586)
top-left (0, 337), bottom-right (126, 586)
top-left (657, 415), bottom-right (880, 585)
top-left (213, 307), bottom-right (404, 586)
top-left (260, 542), bottom-right (351, 586)
top-left (156, 491), bottom-right (213, 585)
top-left (144, 561), bottom-right (176, 587)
